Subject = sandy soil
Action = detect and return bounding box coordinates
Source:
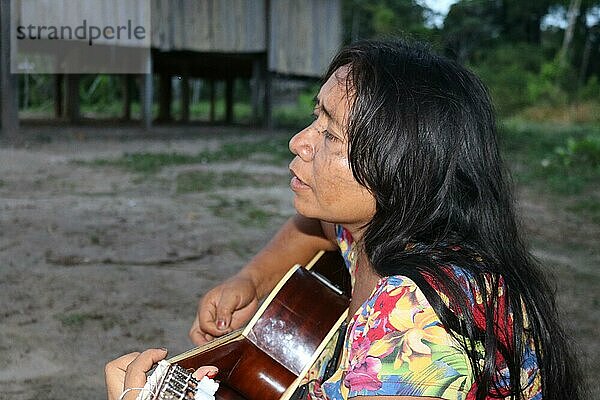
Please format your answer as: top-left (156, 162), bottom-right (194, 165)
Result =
top-left (0, 126), bottom-right (598, 399)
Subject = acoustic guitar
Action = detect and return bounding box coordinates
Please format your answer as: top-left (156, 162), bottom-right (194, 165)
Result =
top-left (144, 251), bottom-right (350, 400)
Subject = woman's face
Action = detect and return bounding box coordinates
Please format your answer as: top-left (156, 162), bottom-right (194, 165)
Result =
top-left (288, 66), bottom-right (376, 232)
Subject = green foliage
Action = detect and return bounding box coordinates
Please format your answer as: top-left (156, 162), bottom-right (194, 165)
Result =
top-left (80, 75), bottom-right (122, 107)
top-left (580, 76), bottom-right (600, 101)
top-left (273, 83), bottom-right (318, 130)
top-left (500, 118), bottom-right (600, 195)
top-left (526, 59), bottom-right (575, 105)
top-left (371, 4), bottom-right (396, 34)
top-left (342, 0), bottom-right (429, 43)
top-left (554, 135), bottom-right (600, 168)
top-left (471, 44), bottom-right (543, 114)
top-left (56, 312), bottom-right (106, 329)
top-left (18, 74), bottom-right (54, 110)
top-left (442, 0), bottom-right (499, 64)
top-left (500, 117), bottom-right (600, 236)
top-left (208, 196), bottom-right (281, 228)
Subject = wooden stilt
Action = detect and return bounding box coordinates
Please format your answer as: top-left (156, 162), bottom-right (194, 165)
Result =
top-left (264, 71), bottom-right (272, 129)
top-left (181, 73), bottom-right (190, 122)
top-left (158, 73), bottom-right (172, 121)
top-left (141, 57), bottom-right (153, 130)
top-left (1, 0), bottom-right (19, 138)
top-left (65, 75), bottom-right (80, 122)
top-left (225, 78), bottom-right (234, 123)
top-left (251, 58), bottom-right (264, 125)
top-left (209, 80), bottom-right (216, 123)
top-left (122, 75), bottom-right (132, 121)
top-left (54, 74), bottom-right (64, 119)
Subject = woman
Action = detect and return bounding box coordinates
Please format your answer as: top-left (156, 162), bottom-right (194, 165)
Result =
top-left (107, 39), bottom-right (583, 400)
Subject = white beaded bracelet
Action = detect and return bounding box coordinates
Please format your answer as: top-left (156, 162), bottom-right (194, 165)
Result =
top-left (118, 387), bottom-right (146, 400)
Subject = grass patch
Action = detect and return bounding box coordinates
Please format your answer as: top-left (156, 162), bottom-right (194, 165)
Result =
top-left (500, 118), bottom-right (600, 223)
top-left (176, 170), bottom-right (288, 193)
top-left (76, 135), bottom-right (292, 174)
top-left (81, 152), bottom-right (202, 174)
top-left (56, 312), bottom-right (121, 330)
top-left (208, 196), bottom-right (280, 228)
top-left (500, 119), bottom-right (600, 195)
top-left (56, 312), bottom-right (104, 328)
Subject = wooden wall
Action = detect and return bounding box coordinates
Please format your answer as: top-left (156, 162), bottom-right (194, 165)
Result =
top-left (269, 0), bottom-right (342, 77)
top-left (151, 0), bottom-right (266, 53)
top-left (151, 0), bottom-right (341, 77)
top-left (10, 0), bottom-right (341, 77)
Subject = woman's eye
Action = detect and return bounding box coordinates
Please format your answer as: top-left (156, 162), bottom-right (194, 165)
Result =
top-left (323, 130), bottom-right (337, 142)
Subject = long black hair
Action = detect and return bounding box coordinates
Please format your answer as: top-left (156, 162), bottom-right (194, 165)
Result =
top-left (324, 39), bottom-right (583, 400)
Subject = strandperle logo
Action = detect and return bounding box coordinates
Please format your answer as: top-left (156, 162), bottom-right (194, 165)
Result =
top-left (15, 19), bottom-right (147, 46)
top-left (10, 0), bottom-right (151, 74)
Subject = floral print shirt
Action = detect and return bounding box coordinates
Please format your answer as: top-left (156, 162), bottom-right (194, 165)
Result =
top-left (311, 225), bottom-right (542, 400)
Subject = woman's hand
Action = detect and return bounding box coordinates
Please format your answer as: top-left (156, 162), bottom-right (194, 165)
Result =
top-left (105, 349), bottom-right (219, 400)
top-left (188, 216), bottom-right (336, 346)
top-left (189, 275), bottom-right (259, 345)
top-left (105, 348), bottom-right (167, 400)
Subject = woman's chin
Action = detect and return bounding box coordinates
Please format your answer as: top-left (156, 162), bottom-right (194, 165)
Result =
top-left (292, 197), bottom-right (317, 219)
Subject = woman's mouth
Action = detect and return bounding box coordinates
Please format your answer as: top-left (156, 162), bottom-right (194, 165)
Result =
top-left (290, 171), bottom-right (310, 191)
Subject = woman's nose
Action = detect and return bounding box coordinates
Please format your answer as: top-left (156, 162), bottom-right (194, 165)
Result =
top-left (289, 126), bottom-right (315, 161)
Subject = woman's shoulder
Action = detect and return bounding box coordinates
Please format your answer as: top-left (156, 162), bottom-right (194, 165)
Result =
top-left (342, 272), bottom-right (474, 399)
top-left (419, 242), bottom-right (505, 306)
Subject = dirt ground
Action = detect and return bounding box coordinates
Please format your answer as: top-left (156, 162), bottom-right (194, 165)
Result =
top-left (0, 126), bottom-right (598, 399)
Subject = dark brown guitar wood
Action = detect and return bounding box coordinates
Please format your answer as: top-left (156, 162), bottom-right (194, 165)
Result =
top-left (170, 251), bottom-right (349, 400)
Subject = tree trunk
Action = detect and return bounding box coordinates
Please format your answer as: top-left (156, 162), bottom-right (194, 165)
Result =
top-left (559, 0), bottom-right (582, 66)
top-left (578, 30), bottom-right (593, 90)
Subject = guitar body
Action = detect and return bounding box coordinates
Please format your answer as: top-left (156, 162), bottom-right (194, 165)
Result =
top-left (167, 251), bottom-right (349, 400)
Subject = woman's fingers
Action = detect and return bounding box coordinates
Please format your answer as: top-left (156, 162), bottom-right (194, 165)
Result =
top-left (123, 348), bottom-right (168, 389)
top-left (108, 352), bottom-right (141, 373)
top-left (105, 352), bottom-right (141, 400)
top-left (190, 277), bottom-right (259, 344)
top-left (192, 365), bottom-right (219, 380)
top-left (107, 349), bottom-right (218, 400)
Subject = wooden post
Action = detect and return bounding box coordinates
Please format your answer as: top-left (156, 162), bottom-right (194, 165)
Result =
top-left (209, 80), bottom-right (216, 122)
top-left (122, 75), bottom-right (132, 120)
top-left (264, 71), bottom-right (272, 129)
top-left (225, 77), bottom-right (234, 123)
top-left (251, 57), bottom-right (264, 124)
top-left (140, 57), bottom-right (153, 130)
top-left (158, 73), bottom-right (172, 121)
top-left (54, 74), bottom-right (64, 119)
top-left (181, 73), bottom-right (190, 122)
top-left (0, 0), bottom-right (19, 138)
top-left (264, 0), bottom-right (272, 129)
top-left (65, 75), bottom-right (80, 122)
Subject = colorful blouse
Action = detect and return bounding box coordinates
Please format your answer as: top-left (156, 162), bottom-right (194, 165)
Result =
top-left (307, 225), bottom-right (541, 400)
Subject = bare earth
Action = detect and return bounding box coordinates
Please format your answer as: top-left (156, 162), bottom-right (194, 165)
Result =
top-left (0, 126), bottom-right (598, 399)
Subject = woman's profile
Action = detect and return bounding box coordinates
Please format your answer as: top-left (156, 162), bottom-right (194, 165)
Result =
top-left (106, 39), bottom-right (584, 400)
